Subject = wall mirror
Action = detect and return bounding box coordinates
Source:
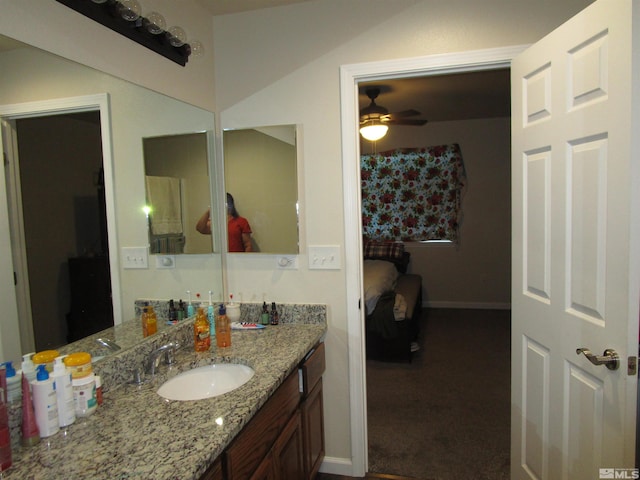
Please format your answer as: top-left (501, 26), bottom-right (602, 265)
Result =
top-left (223, 125), bottom-right (299, 254)
top-left (0, 33), bottom-right (222, 363)
top-left (143, 132), bottom-right (215, 255)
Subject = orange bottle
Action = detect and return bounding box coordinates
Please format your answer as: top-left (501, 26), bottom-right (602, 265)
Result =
top-left (146, 306), bottom-right (158, 336)
top-left (215, 304), bottom-right (231, 348)
top-left (194, 308), bottom-right (211, 352)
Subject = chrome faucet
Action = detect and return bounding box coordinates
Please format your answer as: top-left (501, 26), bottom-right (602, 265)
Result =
top-left (96, 337), bottom-right (121, 351)
top-left (146, 342), bottom-right (180, 376)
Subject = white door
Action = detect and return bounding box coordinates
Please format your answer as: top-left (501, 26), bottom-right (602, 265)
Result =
top-left (511, 0), bottom-right (639, 478)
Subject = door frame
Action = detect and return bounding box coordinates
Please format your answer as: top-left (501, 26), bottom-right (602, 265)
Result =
top-left (0, 93), bottom-right (122, 360)
top-left (339, 45), bottom-right (527, 476)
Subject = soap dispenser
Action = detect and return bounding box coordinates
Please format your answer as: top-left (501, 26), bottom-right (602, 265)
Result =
top-left (226, 294), bottom-right (241, 323)
top-left (194, 308), bottom-right (211, 352)
top-left (215, 304), bottom-right (231, 348)
top-left (31, 365), bottom-right (59, 438)
top-left (52, 357), bottom-right (75, 428)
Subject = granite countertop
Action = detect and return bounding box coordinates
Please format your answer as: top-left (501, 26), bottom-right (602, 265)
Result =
top-left (5, 322), bottom-right (326, 479)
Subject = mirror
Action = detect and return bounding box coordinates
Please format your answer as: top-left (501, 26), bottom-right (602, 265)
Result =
top-left (143, 132), bottom-right (214, 254)
top-left (0, 34), bottom-right (222, 363)
top-left (223, 125), bottom-right (299, 254)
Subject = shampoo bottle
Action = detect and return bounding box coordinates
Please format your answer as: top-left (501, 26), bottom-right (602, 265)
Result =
top-left (31, 365), bottom-right (59, 438)
top-left (145, 305), bottom-right (158, 336)
top-left (216, 304), bottom-right (231, 348)
top-left (52, 357), bottom-right (76, 428)
top-left (194, 308), bottom-right (211, 352)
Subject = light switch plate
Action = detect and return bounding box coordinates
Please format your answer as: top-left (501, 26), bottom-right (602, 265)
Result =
top-left (122, 247), bottom-right (148, 269)
top-left (308, 245), bottom-right (341, 270)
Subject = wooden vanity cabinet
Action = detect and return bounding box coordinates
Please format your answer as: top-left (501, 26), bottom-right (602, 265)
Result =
top-left (211, 342), bottom-right (325, 480)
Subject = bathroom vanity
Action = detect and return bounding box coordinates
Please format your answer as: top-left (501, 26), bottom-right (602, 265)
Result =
top-left (4, 317), bottom-right (326, 479)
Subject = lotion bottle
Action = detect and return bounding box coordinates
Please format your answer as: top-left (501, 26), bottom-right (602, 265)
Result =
top-left (31, 365), bottom-right (59, 438)
top-left (3, 363), bottom-right (21, 405)
top-left (21, 353), bottom-right (37, 386)
top-left (52, 357), bottom-right (75, 428)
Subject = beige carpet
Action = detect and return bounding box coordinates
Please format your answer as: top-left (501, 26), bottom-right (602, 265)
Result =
top-left (366, 308), bottom-right (511, 480)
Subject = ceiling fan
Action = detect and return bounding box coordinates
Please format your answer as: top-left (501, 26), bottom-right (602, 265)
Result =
top-left (359, 86), bottom-right (428, 141)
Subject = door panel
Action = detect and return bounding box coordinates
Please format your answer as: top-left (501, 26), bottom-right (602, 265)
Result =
top-left (511, 0), bottom-right (639, 478)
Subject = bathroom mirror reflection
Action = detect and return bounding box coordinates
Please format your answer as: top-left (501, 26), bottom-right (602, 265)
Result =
top-left (223, 125), bottom-right (299, 254)
top-left (0, 34), bottom-right (223, 364)
top-left (143, 132), bottom-right (215, 255)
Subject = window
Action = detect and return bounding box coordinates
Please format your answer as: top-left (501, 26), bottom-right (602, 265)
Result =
top-left (361, 144), bottom-right (466, 242)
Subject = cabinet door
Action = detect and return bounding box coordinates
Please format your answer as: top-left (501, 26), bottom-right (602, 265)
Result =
top-left (302, 378), bottom-right (324, 480)
top-left (249, 454), bottom-right (276, 480)
top-left (273, 410), bottom-right (304, 480)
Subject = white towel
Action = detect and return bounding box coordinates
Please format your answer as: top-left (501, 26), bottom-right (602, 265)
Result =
top-left (145, 175), bottom-right (183, 235)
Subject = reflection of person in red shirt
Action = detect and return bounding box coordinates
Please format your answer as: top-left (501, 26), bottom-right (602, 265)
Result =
top-left (196, 193), bottom-right (252, 252)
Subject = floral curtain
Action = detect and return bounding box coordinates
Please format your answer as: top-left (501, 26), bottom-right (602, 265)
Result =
top-left (361, 144), bottom-right (466, 242)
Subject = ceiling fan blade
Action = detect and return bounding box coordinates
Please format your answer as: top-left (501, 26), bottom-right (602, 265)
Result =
top-left (387, 109), bottom-right (421, 119)
top-left (386, 118), bottom-right (428, 126)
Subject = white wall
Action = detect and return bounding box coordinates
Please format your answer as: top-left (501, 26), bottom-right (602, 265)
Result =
top-left (214, 0), bottom-right (594, 472)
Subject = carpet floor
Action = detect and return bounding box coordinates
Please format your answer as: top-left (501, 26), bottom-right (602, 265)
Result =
top-left (366, 308), bottom-right (511, 480)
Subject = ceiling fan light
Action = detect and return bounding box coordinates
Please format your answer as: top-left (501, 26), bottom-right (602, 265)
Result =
top-left (360, 123), bottom-right (388, 141)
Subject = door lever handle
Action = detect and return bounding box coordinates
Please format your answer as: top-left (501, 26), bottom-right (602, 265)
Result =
top-left (576, 348), bottom-right (620, 371)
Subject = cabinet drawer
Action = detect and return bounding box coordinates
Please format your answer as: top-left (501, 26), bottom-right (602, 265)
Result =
top-left (300, 343), bottom-right (325, 397)
top-left (225, 370), bottom-right (301, 480)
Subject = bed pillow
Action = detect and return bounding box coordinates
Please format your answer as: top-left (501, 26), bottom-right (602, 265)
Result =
top-left (363, 259), bottom-right (400, 315)
top-left (363, 240), bottom-right (405, 261)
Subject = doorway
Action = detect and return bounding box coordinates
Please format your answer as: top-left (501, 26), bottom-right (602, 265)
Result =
top-left (5, 111), bottom-right (112, 351)
top-left (0, 93), bottom-right (120, 361)
top-left (339, 45), bottom-right (527, 476)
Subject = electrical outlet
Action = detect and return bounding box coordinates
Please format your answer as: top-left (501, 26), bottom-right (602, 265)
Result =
top-left (121, 247), bottom-right (148, 269)
top-left (308, 245), bottom-right (341, 270)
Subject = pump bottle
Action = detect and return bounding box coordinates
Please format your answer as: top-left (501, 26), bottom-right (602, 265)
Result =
top-left (52, 357), bottom-right (75, 428)
top-left (216, 304), bottom-right (231, 348)
top-left (31, 365), bottom-right (59, 438)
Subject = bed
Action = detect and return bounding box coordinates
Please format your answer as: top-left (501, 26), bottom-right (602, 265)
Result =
top-left (363, 241), bottom-right (423, 363)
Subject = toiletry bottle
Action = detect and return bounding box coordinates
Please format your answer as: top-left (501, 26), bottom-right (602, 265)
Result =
top-left (0, 386), bottom-right (11, 472)
top-left (208, 291), bottom-right (216, 340)
top-left (270, 302), bottom-right (280, 325)
top-left (21, 353), bottom-right (37, 386)
top-left (186, 291), bottom-right (195, 318)
top-left (194, 308), bottom-right (211, 352)
top-left (72, 373), bottom-right (97, 418)
top-left (20, 373), bottom-right (39, 447)
top-left (261, 302), bottom-right (270, 326)
top-left (169, 299), bottom-right (177, 323)
top-left (216, 304), bottom-right (231, 348)
top-left (31, 365), bottom-right (59, 438)
top-left (52, 356), bottom-right (75, 428)
top-left (2, 363), bottom-right (20, 405)
top-left (177, 299), bottom-right (185, 321)
top-left (141, 306), bottom-right (149, 337)
top-left (146, 305), bottom-right (158, 336)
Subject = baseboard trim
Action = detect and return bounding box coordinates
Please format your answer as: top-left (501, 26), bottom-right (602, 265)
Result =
top-left (424, 301), bottom-right (511, 310)
top-left (319, 456), bottom-right (355, 476)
